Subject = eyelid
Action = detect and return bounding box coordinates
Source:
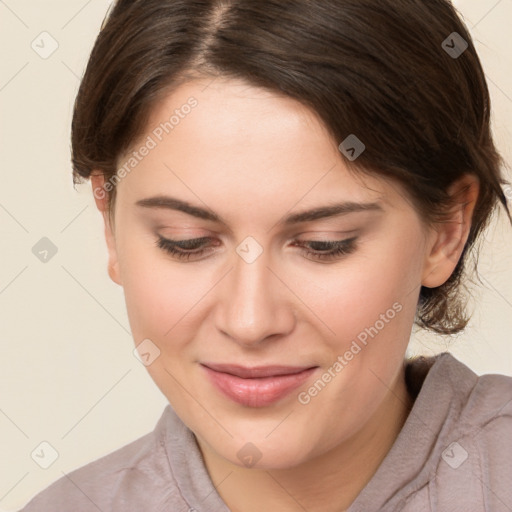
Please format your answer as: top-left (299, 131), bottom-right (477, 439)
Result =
top-left (155, 234), bottom-right (359, 263)
top-left (293, 229), bottom-right (359, 239)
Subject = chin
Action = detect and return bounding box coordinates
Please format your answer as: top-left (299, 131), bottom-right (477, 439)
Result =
top-left (210, 433), bottom-right (318, 471)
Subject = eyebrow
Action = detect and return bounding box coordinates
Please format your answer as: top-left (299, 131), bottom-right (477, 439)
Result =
top-left (135, 195), bottom-right (384, 226)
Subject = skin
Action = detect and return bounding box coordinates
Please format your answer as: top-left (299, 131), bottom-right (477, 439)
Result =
top-left (91, 77), bottom-right (479, 512)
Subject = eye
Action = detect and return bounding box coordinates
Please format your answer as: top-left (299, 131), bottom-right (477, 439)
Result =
top-left (155, 235), bottom-right (358, 262)
top-left (292, 236), bottom-right (358, 262)
top-left (156, 236), bottom-right (215, 261)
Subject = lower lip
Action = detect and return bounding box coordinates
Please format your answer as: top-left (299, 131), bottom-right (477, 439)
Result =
top-left (201, 365), bottom-right (318, 407)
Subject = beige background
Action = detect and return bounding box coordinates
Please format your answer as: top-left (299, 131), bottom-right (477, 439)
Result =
top-left (0, 0), bottom-right (511, 509)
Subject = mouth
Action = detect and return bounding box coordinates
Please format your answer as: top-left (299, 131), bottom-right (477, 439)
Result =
top-left (200, 363), bottom-right (318, 407)
top-left (201, 363), bottom-right (316, 378)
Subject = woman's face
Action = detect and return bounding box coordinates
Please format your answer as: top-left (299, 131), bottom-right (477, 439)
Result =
top-left (94, 77), bottom-right (439, 469)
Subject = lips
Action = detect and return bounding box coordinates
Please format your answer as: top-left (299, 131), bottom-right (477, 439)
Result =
top-left (200, 363), bottom-right (318, 407)
top-left (201, 363), bottom-right (315, 379)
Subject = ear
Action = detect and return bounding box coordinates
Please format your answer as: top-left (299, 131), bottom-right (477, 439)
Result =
top-left (421, 174), bottom-right (480, 288)
top-left (90, 173), bottom-right (122, 286)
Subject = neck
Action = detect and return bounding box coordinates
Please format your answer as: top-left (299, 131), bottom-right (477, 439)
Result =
top-left (197, 366), bottom-right (413, 512)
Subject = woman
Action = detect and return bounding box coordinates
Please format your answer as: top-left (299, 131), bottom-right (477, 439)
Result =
top-left (21, 0), bottom-right (512, 510)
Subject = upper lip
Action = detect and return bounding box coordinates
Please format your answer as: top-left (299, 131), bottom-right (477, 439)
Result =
top-left (201, 363), bottom-right (316, 378)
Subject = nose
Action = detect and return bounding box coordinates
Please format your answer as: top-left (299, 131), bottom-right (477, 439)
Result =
top-left (214, 241), bottom-right (296, 347)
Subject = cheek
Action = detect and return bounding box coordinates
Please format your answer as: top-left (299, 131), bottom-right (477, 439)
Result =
top-left (300, 241), bottom-right (420, 348)
top-left (290, 244), bottom-right (421, 443)
top-left (116, 236), bottom-right (197, 343)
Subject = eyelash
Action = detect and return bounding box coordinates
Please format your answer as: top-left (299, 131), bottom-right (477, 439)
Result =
top-left (155, 235), bottom-right (358, 262)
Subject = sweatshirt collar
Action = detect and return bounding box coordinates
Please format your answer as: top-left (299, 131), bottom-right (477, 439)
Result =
top-left (347, 352), bottom-right (478, 511)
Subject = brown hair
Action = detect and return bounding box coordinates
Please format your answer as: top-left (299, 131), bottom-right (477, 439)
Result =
top-left (71, 0), bottom-right (511, 335)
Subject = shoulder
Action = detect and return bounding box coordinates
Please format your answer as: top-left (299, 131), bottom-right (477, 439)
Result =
top-left (430, 354), bottom-right (512, 510)
top-left (19, 407), bottom-right (181, 512)
top-left (407, 351), bottom-right (512, 423)
top-left (441, 353), bottom-right (512, 428)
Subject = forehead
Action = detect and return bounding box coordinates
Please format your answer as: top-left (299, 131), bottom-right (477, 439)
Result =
top-left (143, 77), bottom-right (336, 156)
top-left (114, 78), bottom-right (410, 218)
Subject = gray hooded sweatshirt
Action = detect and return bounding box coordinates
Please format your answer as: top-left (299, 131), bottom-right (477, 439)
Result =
top-left (19, 352), bottom-right (512, 511)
